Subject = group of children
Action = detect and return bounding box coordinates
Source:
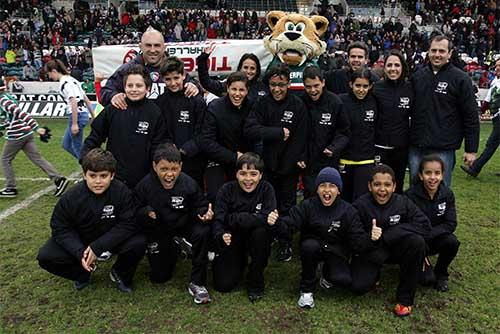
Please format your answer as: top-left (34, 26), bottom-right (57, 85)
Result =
top-left (29, 55), bottom-right (462, 317)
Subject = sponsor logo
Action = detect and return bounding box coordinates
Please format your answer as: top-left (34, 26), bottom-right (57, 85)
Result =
top-left (319, 113), bottom-right (332, 125)
top-left (328, 220), bottom-right (341, 232)
top-left (364, 109), bottom-right (375, 122)
top-left (171, 196), bottom-right (185, 209)
top-left (123, 49), bottom-right (138, 64)
top-left (178, 110), bottom-right (190, 123)
top-left (101, 205), bottom-right (115, 219)
top-left (435, 81), bottom-right (448, 94)
top-left (150, 71), bottom-right (160, 83)
top-left (389, 214), bottom-right (401, 225)
top-left (398, 97), bottom-right (411, 109)
top-left (136, 121), bottom-right (149, 134)
top-left (281, 110), bottom-right (294, 123)
top-left (437, 202), bottom-right (446, 216)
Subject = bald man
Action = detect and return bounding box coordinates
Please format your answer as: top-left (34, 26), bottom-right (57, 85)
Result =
top-left (101, 28), bottom-right (199, 109)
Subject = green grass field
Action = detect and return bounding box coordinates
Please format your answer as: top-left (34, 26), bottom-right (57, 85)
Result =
top-left (0, 120), bottom-right (499, 333)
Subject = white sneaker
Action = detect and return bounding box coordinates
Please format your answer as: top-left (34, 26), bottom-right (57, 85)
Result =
top-left (298, 292), bottom-right (315, 309)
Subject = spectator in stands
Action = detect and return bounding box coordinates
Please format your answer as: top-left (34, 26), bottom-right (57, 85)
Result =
top-left (22, 61), bottom-right (38, 81)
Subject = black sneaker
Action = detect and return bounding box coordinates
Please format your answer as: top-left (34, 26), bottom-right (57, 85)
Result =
top-left (173, 236), bottom-right (193, 259)
top-left (54, 177), bottom-right (69, 197)
top-left (248, 290), bottom-right (264, 303)
top-left (435, 279), bottom-right (449, 292)
top-left (109, 268), bottom-right (133, 293)
top-left (276, 241), bottom-right (292, 262)
top-left (0, 188), bottom-right (17, 198)
top-left (460, 165), bottom-right (478, 177)
top-left (74, 276), bottom-right (91, 290)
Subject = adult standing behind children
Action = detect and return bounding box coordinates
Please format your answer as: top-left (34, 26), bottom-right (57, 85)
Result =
top-left (100, 27), bottom-right (199, 108)
top-left (46, 59), bottom-right (95, 160)
top-left (81, 65), bottom-right (168, 189)
top-left (409, 35), bottom-right (479, 186)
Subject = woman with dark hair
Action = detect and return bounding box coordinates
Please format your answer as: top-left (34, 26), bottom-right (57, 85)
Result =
top-left (198, 71), bottom-right (255, 202)
top-left (338, 68), bottom-right (378, 202)
top-left (372, 49), bottom-right (413, 193)
top-left (196, 43), bottom-right (267, 103)
top-left (405, 154), bottom-right (460, 292)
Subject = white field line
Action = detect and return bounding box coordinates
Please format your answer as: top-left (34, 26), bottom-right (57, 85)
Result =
top-left (0, 171), bottom-right (80, 222)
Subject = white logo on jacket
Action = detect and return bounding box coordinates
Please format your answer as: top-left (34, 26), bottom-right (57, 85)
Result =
top-left (255, 203), bottom-right (262, 213)
top-left (171, 196), bottom-right (184, 209)
top-left (435, 81), bottom-right (448, 94)
top-left (328, 220), bottom-right (341, 232)
top-left (437, 202), bottom-right (446, 216)
top-left (136, 121), bottom-right (150, 134)
top-left (389, 214), bottom-right (401, 225)
top-left (281, 110), bottom-right (294, 123)
top-left (179, 110), bottom-right (190, 123)
top-left (101, 205), bottom-right (115, 219)
top-left (398, 97), bottom-right (410, 109)
top-left (319, 113), bottom-right (332, 125)
top-left (364, 110), bottom-right (375, 122)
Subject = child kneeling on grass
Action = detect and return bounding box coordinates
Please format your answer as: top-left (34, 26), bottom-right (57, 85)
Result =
top-left (134, 143), bottom-right (214, 304)
top-left (37, 148), bottom-right (146, 293)
top-left (212, 152), bottom-right (282, 302)
top-left (351, 164), bottom-right (431, 317)
top-left (406, 154), bottom-right (460, 292)
top-left (275, 167), bottom-right (373, 309)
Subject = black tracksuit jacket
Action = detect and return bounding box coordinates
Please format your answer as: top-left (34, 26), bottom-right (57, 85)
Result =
top-left (410, 63), bottom-right (479, 152)
top-left (353, 193), bottom-right (431, 264)
top-left (50, 180), bottom-right (139, 260)
top-left (199, 95), bottom-right (253, 167)
top-left (405, 182), bottom-right (457, 240)
top-left (339, 93), bottom-right (377, 161)
top-left (372, 79), bottom-right (413, 148)
top-left (82, 98), bottom-right (168, 188)
top-left (196, 52), bottom-right (268, 103)
top-left (325, 67), bottom-right (379, 95)
top-left (155, 90), bottom-right (206, 158)
top-left (212, 180), bottom-right (278, 240)
top-left (301, 91), bottom-right (350, 173)
top-left (134, 172), bottom-right (209, 235)
top-left (244, 93), bottom-right (307, 175)
top-left (281, 196), bottom-right (373, 260)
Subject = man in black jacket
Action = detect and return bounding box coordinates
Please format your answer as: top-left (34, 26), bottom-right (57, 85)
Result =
top-left (351, 164), bottom-right (431, 317)
top-left (409, 35), bottom-right (480, 186)
top-left (37, 148), bottom-right (146, 293)
top-left (301, 66), bottom-right (350, 199)
top-left (134, 143), bottom-right (214, 304)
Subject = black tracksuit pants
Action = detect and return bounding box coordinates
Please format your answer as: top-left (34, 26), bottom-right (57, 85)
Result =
top-left (350, 234), bottom-right (426, 306)
top-left (427, 233), bottom-right (460, 280)
top-left (265, 171), bottom-right (298, 216)
top-left (300, 238), bottom-right (351, 292)
top-left (146, 222), bottom-right (210, 285)
top-left (375, 147), bottom-right (408, 194)
top-left (205, 162), bottom-right (235, 204)
top-left (340, 163), bottom-right (373, 203)
top-left (212, 225), bottom-right (272, 294)
top-left (37, 234), bottom-right (146, 286)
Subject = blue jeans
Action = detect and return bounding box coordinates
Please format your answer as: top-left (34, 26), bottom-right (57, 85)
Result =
top-left (408, 147), bottom-right (456, 187)
top-left (62, 112), bottom-right (89, 159)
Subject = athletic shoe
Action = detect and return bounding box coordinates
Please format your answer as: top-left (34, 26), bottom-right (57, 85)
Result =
top-left (0, 188), bottom-right (17, 198)
top-left (97, 251), bottom-right (113, 262)
top-left (173, 236), bottom-right (193, 259)
top-left (460, 165), bottom-right (478, 177)
top-left (248, 290), bottom-right (264, 303)
top-left (109, 269), bottom-right (133, 293)
top-left (188, 282), bottom-right (211, 304)
top-left (394, 304), bottom-right (412, 317)
top-left (54, 177), bottom-right (69, 197)
top-left (276, 241), bottom-right (292, 262)
top-left (74, 277), bottom-right (91, 290)
top-left (319, 276), bottom-right (334, 289)
top-left (435, 279), bottom-right (449, 292)
top-left (298, 292), bottom-right (315, 309)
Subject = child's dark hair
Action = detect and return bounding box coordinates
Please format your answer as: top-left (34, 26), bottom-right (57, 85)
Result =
top-left (159, 56), bottom-right (184, 76)
top-left (303, 65), bottom-right (324, 81)
top-left (265, 64), bottom-right (290, 83)
top-left (237, 53), bottom-right (261, 81)
top-left (384, 49), bottom-right (409, 81)
top-left (236, 152), bottom-right (264, 172)
top-left (81, 148), bottom-right (117, 173)
top-left (370, 164), bottom-right (396, 183)
top-left (418, 154), bottom-right (445, 174)
top-left (226, 71), bottom-right (248, 88)
top-left (350, 68), bottom-right (373, 84)
top-left (123, 64), bottom-right (152, 88)
top-left (153, 143), bottom-right (182, 164)
top-left (45, 59), bottom-right (69, 75)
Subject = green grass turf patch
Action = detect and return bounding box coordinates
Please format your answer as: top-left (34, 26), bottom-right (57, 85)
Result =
top-left (0, 120), bottom-right (499, 333)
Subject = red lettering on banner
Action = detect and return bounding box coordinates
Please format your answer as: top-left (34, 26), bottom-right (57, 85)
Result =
top-left (216, 57), bottom-right (231, 71)
top-left (182, 58), bottom-right (195, 72)
top-left (210, 57), bottom-right (216, 71)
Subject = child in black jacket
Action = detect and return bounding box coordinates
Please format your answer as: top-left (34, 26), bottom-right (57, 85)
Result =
top-left (352, 164), bottom-right (431, 317)
top-left (405, 155), bottom-right (460, 292)
top-left (37, 148), bottom-right (146, 293)
top-left (212, 153), bottom-right (280, 302)
top-left (134, 143), bottom-right (213, 304)
top-left (277, 167), bottom-right (372, 309)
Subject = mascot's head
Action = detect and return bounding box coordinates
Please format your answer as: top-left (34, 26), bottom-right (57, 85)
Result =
top-left (264, 11), bottom-right (328, 67)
